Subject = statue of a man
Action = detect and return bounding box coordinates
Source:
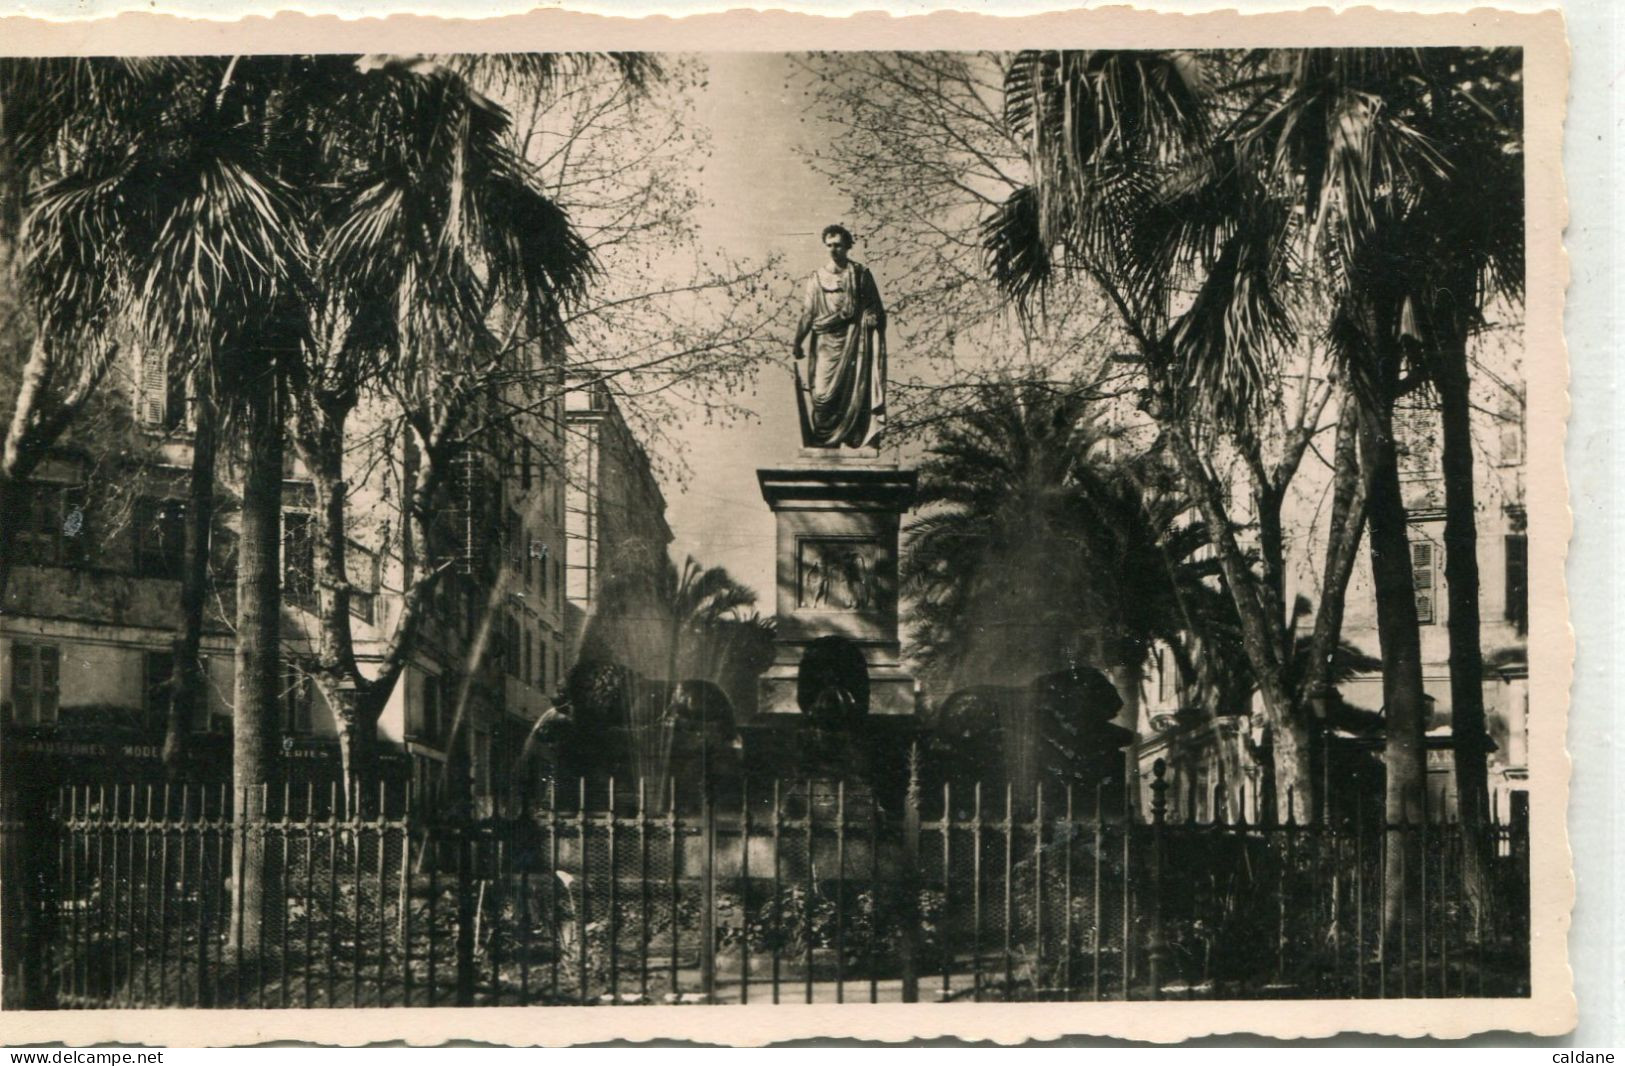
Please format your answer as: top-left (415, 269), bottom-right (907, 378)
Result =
top-left (792, 224), bottom-right (887, 448)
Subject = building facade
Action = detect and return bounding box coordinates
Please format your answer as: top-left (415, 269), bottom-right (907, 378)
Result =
top-left (2, 342), bottom-right (572, 814)
top-left (563, 376), bottom-right (673, 678)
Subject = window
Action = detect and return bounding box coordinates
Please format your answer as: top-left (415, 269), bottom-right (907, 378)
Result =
top-left (143, 650), bottom-right (175, 733)
top-left (1411, 539), bottom-right (1439, 626)
top-left (1157, 647), bottom-right (1174, 704)
top-left (346, 541), bottom-right (379, 625)
top-left (62, 485), bottom-right (88, 565)
top-left (419, 673), bottom-right (442, 744)
top-left (433, 573), bottom-right (451, 624)
top-left (523, 630), bottom-right (533, 687)
top-left (1499, 392), bottom-right (1525, 467)
top-left (538, 637), bottom-right (549, 694)
top-left (186, 658), bottom-right (229, 734)
top-left (283, 512), bottom-right (315, 606)
top-left (506, 508), bottom-right (523, 570)
top-left (134, 498), bottom-right (186, 579)
top-left (16, 483), bottom-right (84, 566)
top-left (520, 441), bottom-right (532, 492)
top-left (473, 730), bottom-right (492, 798)
top-left (504, 614), bottom-right (521, 679)
top-left (209, 518), bottom-right (238, 588)
top-left (17, 484), bottom-right (57, 563)
top-left (281, 664), bottom-right (313, 734)
top-left (9, 642), bottom-right (60, 725)
top-left (1395, 403), bottom-right (1441, 478)
top-left (1505, 534), bottom-right (1528, 635)
top-left (135, 348), bottom-right (183, 430)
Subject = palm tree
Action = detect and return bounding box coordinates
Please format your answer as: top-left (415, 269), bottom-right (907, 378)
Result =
top-left (1, 57), bottom-right (185, 1005)
top-left (1323, 51), bottom-right (1523, 904)
top-left (984, 50), bottom-right (1339, 821)
top-left (679, 609), bottom-right (776, 713)
top-left (1070, 439), bottom-right (1248, 730)
top-left (14, 55), bottom-right (305, 956)
top-left (903, 379), bottom-right (1236, 723)
top-left (1231, 50), bottom-right (1523, 915)
top-left (576, 553), bottom-right (757, 789)
top-left (658, 555), bottom-right (759, 699)
top-left (985, 47), bottom-right (1523, 919)
top-left (0, 59), bottom-right (172, 601)
top-left (19, 52), bottom-right (633, 953)
top-left (904, 381), bottom-right (1110, 691)
top-left (160, 378), bottom-right (221, 773)
top-left (283, 54), bottom-right (641, 797)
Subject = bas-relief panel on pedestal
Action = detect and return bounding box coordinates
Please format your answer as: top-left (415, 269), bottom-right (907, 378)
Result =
top-left (795, 537), bottom-right (891, 612)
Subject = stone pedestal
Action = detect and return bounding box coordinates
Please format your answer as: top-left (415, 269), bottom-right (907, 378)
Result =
top-left (756, 452), bottom-right (918, 720)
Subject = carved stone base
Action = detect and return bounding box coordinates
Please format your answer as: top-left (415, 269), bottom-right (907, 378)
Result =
top-left (755, 463), bottom-right (918, 721)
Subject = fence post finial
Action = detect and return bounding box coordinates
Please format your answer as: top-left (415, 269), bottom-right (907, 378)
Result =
top-left (1150, 759), bottom-right (1168, 825)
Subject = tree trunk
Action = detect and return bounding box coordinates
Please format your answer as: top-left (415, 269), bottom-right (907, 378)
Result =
top-left (1437, 332), bottom-right (1493, 908)
top-left (294, 395), bottom-right (460, 803)
top-left (300, 394), bottom-right (366, 798)
top-left (0, 335), bottom-right (53, 603)
top-left (335, 701), bottom-right (379, 815)
top-left (1304, 393), bottom-right (1368, 703)
top-left (0, 335), bottom-right (115, 605)
top-left (0, 475), bottom-right (23, 607)
top-left (1270, 717), bottom-right (1313, 824)
top-left (1303, 393), bottom-right (1368, 820)
top-left (1254, 479), bottom-right (1288, 638)
top-left (1163, 424), bottom-right (1308, 823)
top-left (1357, 399), bottom-right (1429, 940)
top-left (1250, 476), bottom-right (1318, 824)
top-left (164, 384), bottom-right (219, 773)
top-left (230, 374), bottom-right (284, 958)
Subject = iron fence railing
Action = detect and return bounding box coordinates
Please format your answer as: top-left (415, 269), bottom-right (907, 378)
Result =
top-left (18, 760), bottom-right (1530, 1008)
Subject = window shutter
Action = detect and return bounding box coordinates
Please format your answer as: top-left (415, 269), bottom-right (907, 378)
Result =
top-left (419, 673), bottom-right (439, 743)
top-left (137, 348), bottom-right (169, 426)
top-left (20, 484), bottom-right (59, 565)
top-left (1411, 541), bottom-right (1437, 625)
top-left (1411, 542), bottom-right (1432, 587)
top-left (1505, 534), bottom-right (1529, 634)
top-left (346, 541), bottom-right (379, 625)
top-left (1499, 393), bottom-right (1525, 467)
top-left (12, 644), bottom-right (36, 724)
top-left (38, 645), bottom-right (60, 724)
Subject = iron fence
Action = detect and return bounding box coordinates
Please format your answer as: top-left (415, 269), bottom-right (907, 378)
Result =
top-left (21, 761), bottom-right (1529, 1008)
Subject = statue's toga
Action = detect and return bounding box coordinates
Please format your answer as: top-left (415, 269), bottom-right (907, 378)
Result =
top-left (792, 224), bottom-right (887, 449)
